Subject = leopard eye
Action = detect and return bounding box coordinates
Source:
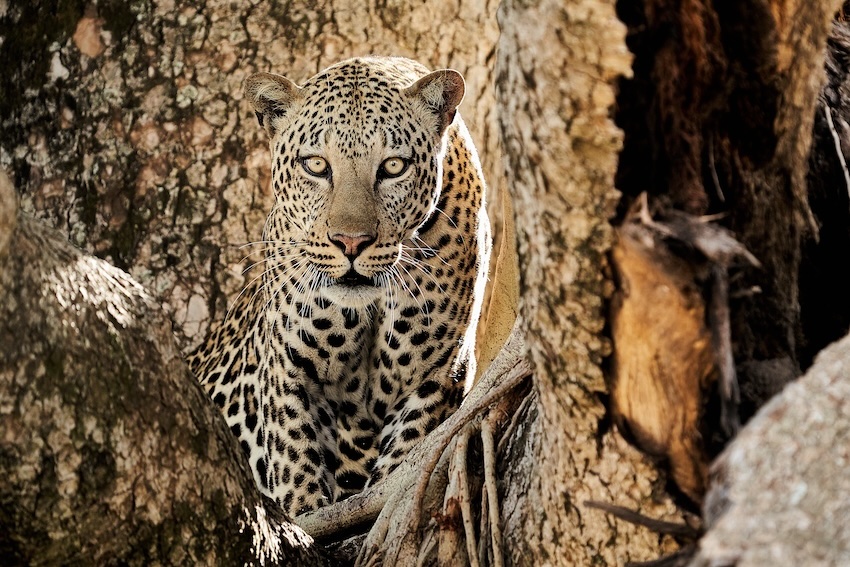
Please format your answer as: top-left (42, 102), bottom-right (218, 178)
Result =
top-left (379, 157), bottom-right (409, 179)
top-left (301, 156), bottom-right (330, 177)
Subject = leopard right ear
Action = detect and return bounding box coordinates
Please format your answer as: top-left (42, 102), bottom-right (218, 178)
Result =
top-left (405, 69), bottom-right (465, 135)
top-left (244, 72), bottom-right (303, 137)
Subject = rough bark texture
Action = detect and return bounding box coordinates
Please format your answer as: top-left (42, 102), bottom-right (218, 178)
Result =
top-left (723, 0), bottom-right (838, 409)
top-left (496, 1), bottom-right (687, 564)
top-left (690, 331), bottom-right (850, 566)
top-left (0, 0), bottom-right (503, 352)
top-left (0, 171), bottom-right (326, 566)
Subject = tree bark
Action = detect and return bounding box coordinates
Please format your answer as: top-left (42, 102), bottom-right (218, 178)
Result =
top-left (0, 171), bottom-right (326, 566)
top-left (691, 330), bottom-right (850, 566)
top-left (3, 0), bottom-right (850, 565)
top-left (801, 19), bottom-right (850, 367)
top-left (0, 0), bottom-right (504, 352)
top-left (615, 0), bottom-right (841, 422)
top-left (495, 1), bottom-right (688, 564)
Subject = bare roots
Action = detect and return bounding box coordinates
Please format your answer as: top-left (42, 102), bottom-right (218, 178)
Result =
top-left (295, 320), bottom-right (531, 566)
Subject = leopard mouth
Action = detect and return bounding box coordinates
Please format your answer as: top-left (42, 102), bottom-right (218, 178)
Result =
top-left (336, 267), bottom-right (376, 287)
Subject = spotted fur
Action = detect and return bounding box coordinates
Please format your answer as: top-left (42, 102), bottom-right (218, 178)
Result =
top-left (187, 57), bottom-right (491, 516)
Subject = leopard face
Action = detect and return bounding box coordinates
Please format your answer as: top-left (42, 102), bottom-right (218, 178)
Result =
top-left (247, 58), bottom-right (463, 308)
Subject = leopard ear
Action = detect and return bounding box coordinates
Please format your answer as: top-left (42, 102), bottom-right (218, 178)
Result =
top-left (405, 69), bottom-right (465, 134)
top-left (244, 72), bottom-right (303, 137)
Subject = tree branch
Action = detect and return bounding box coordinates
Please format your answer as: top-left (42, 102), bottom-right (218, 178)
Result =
top-left (0, 171), bottom-right (327, 566)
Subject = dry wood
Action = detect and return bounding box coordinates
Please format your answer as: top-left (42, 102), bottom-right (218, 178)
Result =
top-left (611, 219), bottom-right (716, 503)
top-left (824, 105), bottom-right (850, 200)
top-left (611, 198), bottom-right (760, 502)
top-left (479, 415), bottom-right (504, 567)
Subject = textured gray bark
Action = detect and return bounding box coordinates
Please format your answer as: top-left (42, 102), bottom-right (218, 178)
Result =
top-left (495, 1), bottom-right (688, 564)
top-left (0, 171), bottom-right (326, 566)
top-left (690, 331), bottom-right (850, 566)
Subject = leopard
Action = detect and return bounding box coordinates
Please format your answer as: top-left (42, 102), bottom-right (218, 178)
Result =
top-left (187, 56), bottom-right (491, 517)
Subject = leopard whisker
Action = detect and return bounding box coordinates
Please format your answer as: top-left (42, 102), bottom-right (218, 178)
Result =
top-left (432, 205), bottom-right (459, 230)
top-left (269, 259), bottom-right (312, 346)
top-left (296, 267), bottom-right (321, 342)
top-left (389, 265), bottom-right (420, 306)
top-left (408, 236), bottom-right (449, 266)
top-left (237, 244), bottom-right (305, 261)
top-left (398, 252), bottom-right (445, 293)
top-left (392, 262), bottom-right (432, 327)
top-left (261, 201), bottom-right (286, 239)
top-left (231, 238), bottom-right (309, 275)
top-left (222, 256), bottom-right (296, 326)
top-left (241, 250), bottom-right (306, 276)
top-left (260, 259), bottom-right (310, 315)
top-left (235, 239), bottom-right (309, 249)
top-left (381, 272), bottom-right (399, 346)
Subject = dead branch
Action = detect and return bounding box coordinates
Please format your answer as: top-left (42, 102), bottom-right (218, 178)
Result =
top-left (480, 415), bottom-right (504, 567)
top-left (824, 104), bottom-right (850, 201)
top-left (611, 198), bottom-right (760, 503)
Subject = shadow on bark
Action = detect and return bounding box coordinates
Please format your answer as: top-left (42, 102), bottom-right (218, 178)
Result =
top-left (0, 171), bottom-right (327, 566)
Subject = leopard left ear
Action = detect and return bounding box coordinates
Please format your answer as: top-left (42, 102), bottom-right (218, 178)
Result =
top-left (244, 72), bottom-right (303, 138)
top-left (405, 69), bottom-right (465, 134)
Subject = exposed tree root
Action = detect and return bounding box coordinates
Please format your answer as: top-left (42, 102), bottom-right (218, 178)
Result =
top-left (294, 319), bottom-right (531, 565)
top-left (480, 415), bottom-right (504, 567)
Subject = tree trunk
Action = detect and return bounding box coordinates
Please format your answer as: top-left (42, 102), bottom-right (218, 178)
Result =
top-left (2, 0), bottom-right (850, 565)
top-left (0, 0), bottom-right (504, 352)
top-left (801, 18), bottom-right (850, 368)
top-left (616, 0), bottom-right (841, 421)
top-left (495, 1), bottom-right (688, 564)
top-left (691, 330), bottom-right (850, 566)
top-left (690, 11), bottom-right (850, 564)
top-left (0, 171), bottom-right (326, 565)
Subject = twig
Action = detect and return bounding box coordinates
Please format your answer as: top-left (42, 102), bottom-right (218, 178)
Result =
top-left (297, 321), bottom-right (528, 541)
top-left (478, 481), bottom-right (490, 567)
top-left (346, 320), bottom-right (529, 566)
top-left (709, 264), bottom-right (740, 436)
top-left (824, 105), bottom-right (850, 204)
top-left (625, 545), bottom-right (697, 567)
top-left (584, 500), bottom-right (701, 539)
top-left (708, 133), bottom-right (725, 203)
top-left (497, 389), bottom-right (533, 455)
top-left (401, 357), bottom-right (532, 561)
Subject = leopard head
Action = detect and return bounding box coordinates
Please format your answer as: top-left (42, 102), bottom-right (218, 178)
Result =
top-left (245, 57), bottom-right (464, 306)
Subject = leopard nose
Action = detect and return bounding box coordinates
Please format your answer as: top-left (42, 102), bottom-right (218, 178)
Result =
top-left (329, 232), bottom-right (376, 259)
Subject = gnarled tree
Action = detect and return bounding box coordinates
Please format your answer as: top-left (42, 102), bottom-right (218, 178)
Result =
top-left (2, 0), bottom-right (849, 565)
